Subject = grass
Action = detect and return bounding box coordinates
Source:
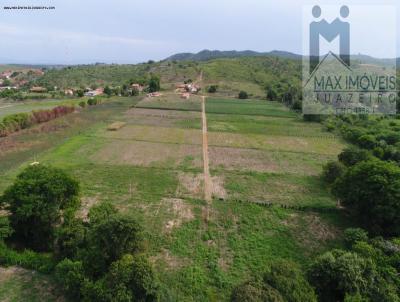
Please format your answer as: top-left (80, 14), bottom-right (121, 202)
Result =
top-left (205, 98), bottom-right (296, 117)
top-left (208, 146), bottom-right (333, 175)
top-left (0, 97), bottom-right (139, 191)
top-left (222, 170), bottom-right (336, 208)
top-left (207, 113), bottom-right (337, 138)
top-left (0, 98), bottom-right (84, 119)
top-left (207, 131), bottom-right (344, 155)
top-left (136, 94), bottom-right (202, 112)
top-left (0, 95), bottom-right (349, 301)
top-left (0, 267), bottom-right (63, 302)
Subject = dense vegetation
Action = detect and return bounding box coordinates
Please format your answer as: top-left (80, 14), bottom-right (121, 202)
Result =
top-left (30, 56), bottom-right (302, 103)
top-left (0, 165), bottom-right (159, 301)
top-left (322, 115), bottom-right (400, 237)
top-left (232, 228), bottom-right (400, 301)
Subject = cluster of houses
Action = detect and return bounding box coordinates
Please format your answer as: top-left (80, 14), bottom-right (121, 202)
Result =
top-left (1, 70), bottom-right (13, 79)
top-left (84, 88), bottom-right (104, 97)
top-left (63, 83), bottom-right (145, 97)
top-left (0, 69), bottom-right (45, 91)
top-left (175, 83), bottom-right (200, 99)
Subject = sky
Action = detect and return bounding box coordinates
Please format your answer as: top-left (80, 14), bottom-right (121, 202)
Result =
top-left (0, 0), bottom-right (398, 64)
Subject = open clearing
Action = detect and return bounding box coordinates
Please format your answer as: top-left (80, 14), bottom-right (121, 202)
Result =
top-left (0, 96), bottom-right (349, 301)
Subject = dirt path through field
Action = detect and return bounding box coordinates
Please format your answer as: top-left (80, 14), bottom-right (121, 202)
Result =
top-left (202, 96), bottom-right (212, 204)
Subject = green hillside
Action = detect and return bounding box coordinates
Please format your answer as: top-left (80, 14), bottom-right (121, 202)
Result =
top-left (33, 56), bottom-right (302, 100)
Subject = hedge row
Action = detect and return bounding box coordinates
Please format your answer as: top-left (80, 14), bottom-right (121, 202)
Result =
top-left (0, 105), bottom-right (75, 137)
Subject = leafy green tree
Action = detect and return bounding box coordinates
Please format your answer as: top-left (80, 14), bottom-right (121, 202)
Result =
top-left (231, 280), bottom-right (284, 302)
top-left (54, 217), bottom-right (86, 260)
top-left (333, 159), bottom-right (400, 236)
top-left (104, 86), bottom-right (113, 96)
top-left (357, 134), bottom-right (377, 149)
top-left (266, 86), bottom-right (278, 101)
top-left (83, 214), bottom-right (143, 276)
top-left (308, 250), bottom-right (374, 302)
top-left (55, 259), bottom-right (85, 300)
top-left (105, 254), bottom-right (159, 302)
top-left (338, 147), bottom-right (371, 167)
top-left (0, 216), bottom-right (13, 243)
top-left (322, 161), bottom-right (346, 184)
top-left (263, 260), bottom-right (317, 302)
top-left (344, 228), bottom-right (369, 249)
top-left (76, 89), bottom-right (84, 97)
top-left (238, 91), bottom-right (248, 99)
top-left (88, 201), bottom-right (118, 225)
top-left (207, 85), bottom-right (218, 93)
top-left (291, 100), bottom-right (302, 111)
top-left (80, 279), bottom-right (108, 302)
top-left (148, 75), bottom-right (160, 93)
top-left (1, 165), bottom-right (80, 251)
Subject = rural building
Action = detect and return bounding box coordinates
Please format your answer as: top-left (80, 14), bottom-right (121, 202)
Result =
top-left (0, 71), bottom-right (13, 79)
top-left (131, 84), bottom-right (144, 92)
top-left (186, 84), bottom-right (200, 93)
top-left (64, 89), bottom-right (74, 96)
top-left (181, 93), bottom-right (190, 99)
top-left (84, 88), bottom-right (103, 97)
top-left (147, 92), bottom-right (162, 98)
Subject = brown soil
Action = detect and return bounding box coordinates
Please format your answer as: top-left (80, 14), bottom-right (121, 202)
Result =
top-left (163, 198), bottom-right (194, 232)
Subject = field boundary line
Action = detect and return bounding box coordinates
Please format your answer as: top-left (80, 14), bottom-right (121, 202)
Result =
top-left (134, 106), bottom-right (201, 113)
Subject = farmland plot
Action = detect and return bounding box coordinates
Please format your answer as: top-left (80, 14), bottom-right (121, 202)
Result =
top-left (0, 96), bottom-right (349, 301)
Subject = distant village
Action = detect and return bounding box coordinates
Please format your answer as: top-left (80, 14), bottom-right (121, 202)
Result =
top-left (0, 68), bottom-right (201, 100)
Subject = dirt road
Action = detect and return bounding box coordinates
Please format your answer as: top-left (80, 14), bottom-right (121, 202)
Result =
top-left (201, 95), bottom-right (212, 203)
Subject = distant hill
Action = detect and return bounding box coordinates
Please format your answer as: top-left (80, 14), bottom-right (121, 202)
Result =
top-left (33, 56), bottom-right (303, 100)
top-left (165, 49), bottom-right (400, 67)
top-left (165, 49), bottom-right (302, 62)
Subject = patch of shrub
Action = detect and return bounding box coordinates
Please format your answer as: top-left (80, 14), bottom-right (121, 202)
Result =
top-left (87, 98), bottom-right (99, 106)
top-left (207, 85), bottom-right (218, 93)
top-left (1, 164), bottom-right (80, 251)
top-left (343, 228), bottom-right (369, 248)
top-left (338, 147), bottom-right (371, 167)
top-left (55, 259), bottom-right (85, 299)
top-left (333, 159), bottom-right (400, 236)
top-left (83, 213), bottom-right (143, 277)
top-left (105, 254), bottom-right (159, 302)
top-left (231, 260), bottom-right (316, 302)
top-left (322, 161), bottom-right (346, 184)
top-left (238, 91), bottom-right (248, 99)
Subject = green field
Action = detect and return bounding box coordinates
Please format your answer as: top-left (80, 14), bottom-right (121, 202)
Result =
top-left (0, 96), bottom-right (349, 301)
top-left (206, 98), bottom-right (297, 117)
top-left (0, 98), bottom-right (84, 119)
